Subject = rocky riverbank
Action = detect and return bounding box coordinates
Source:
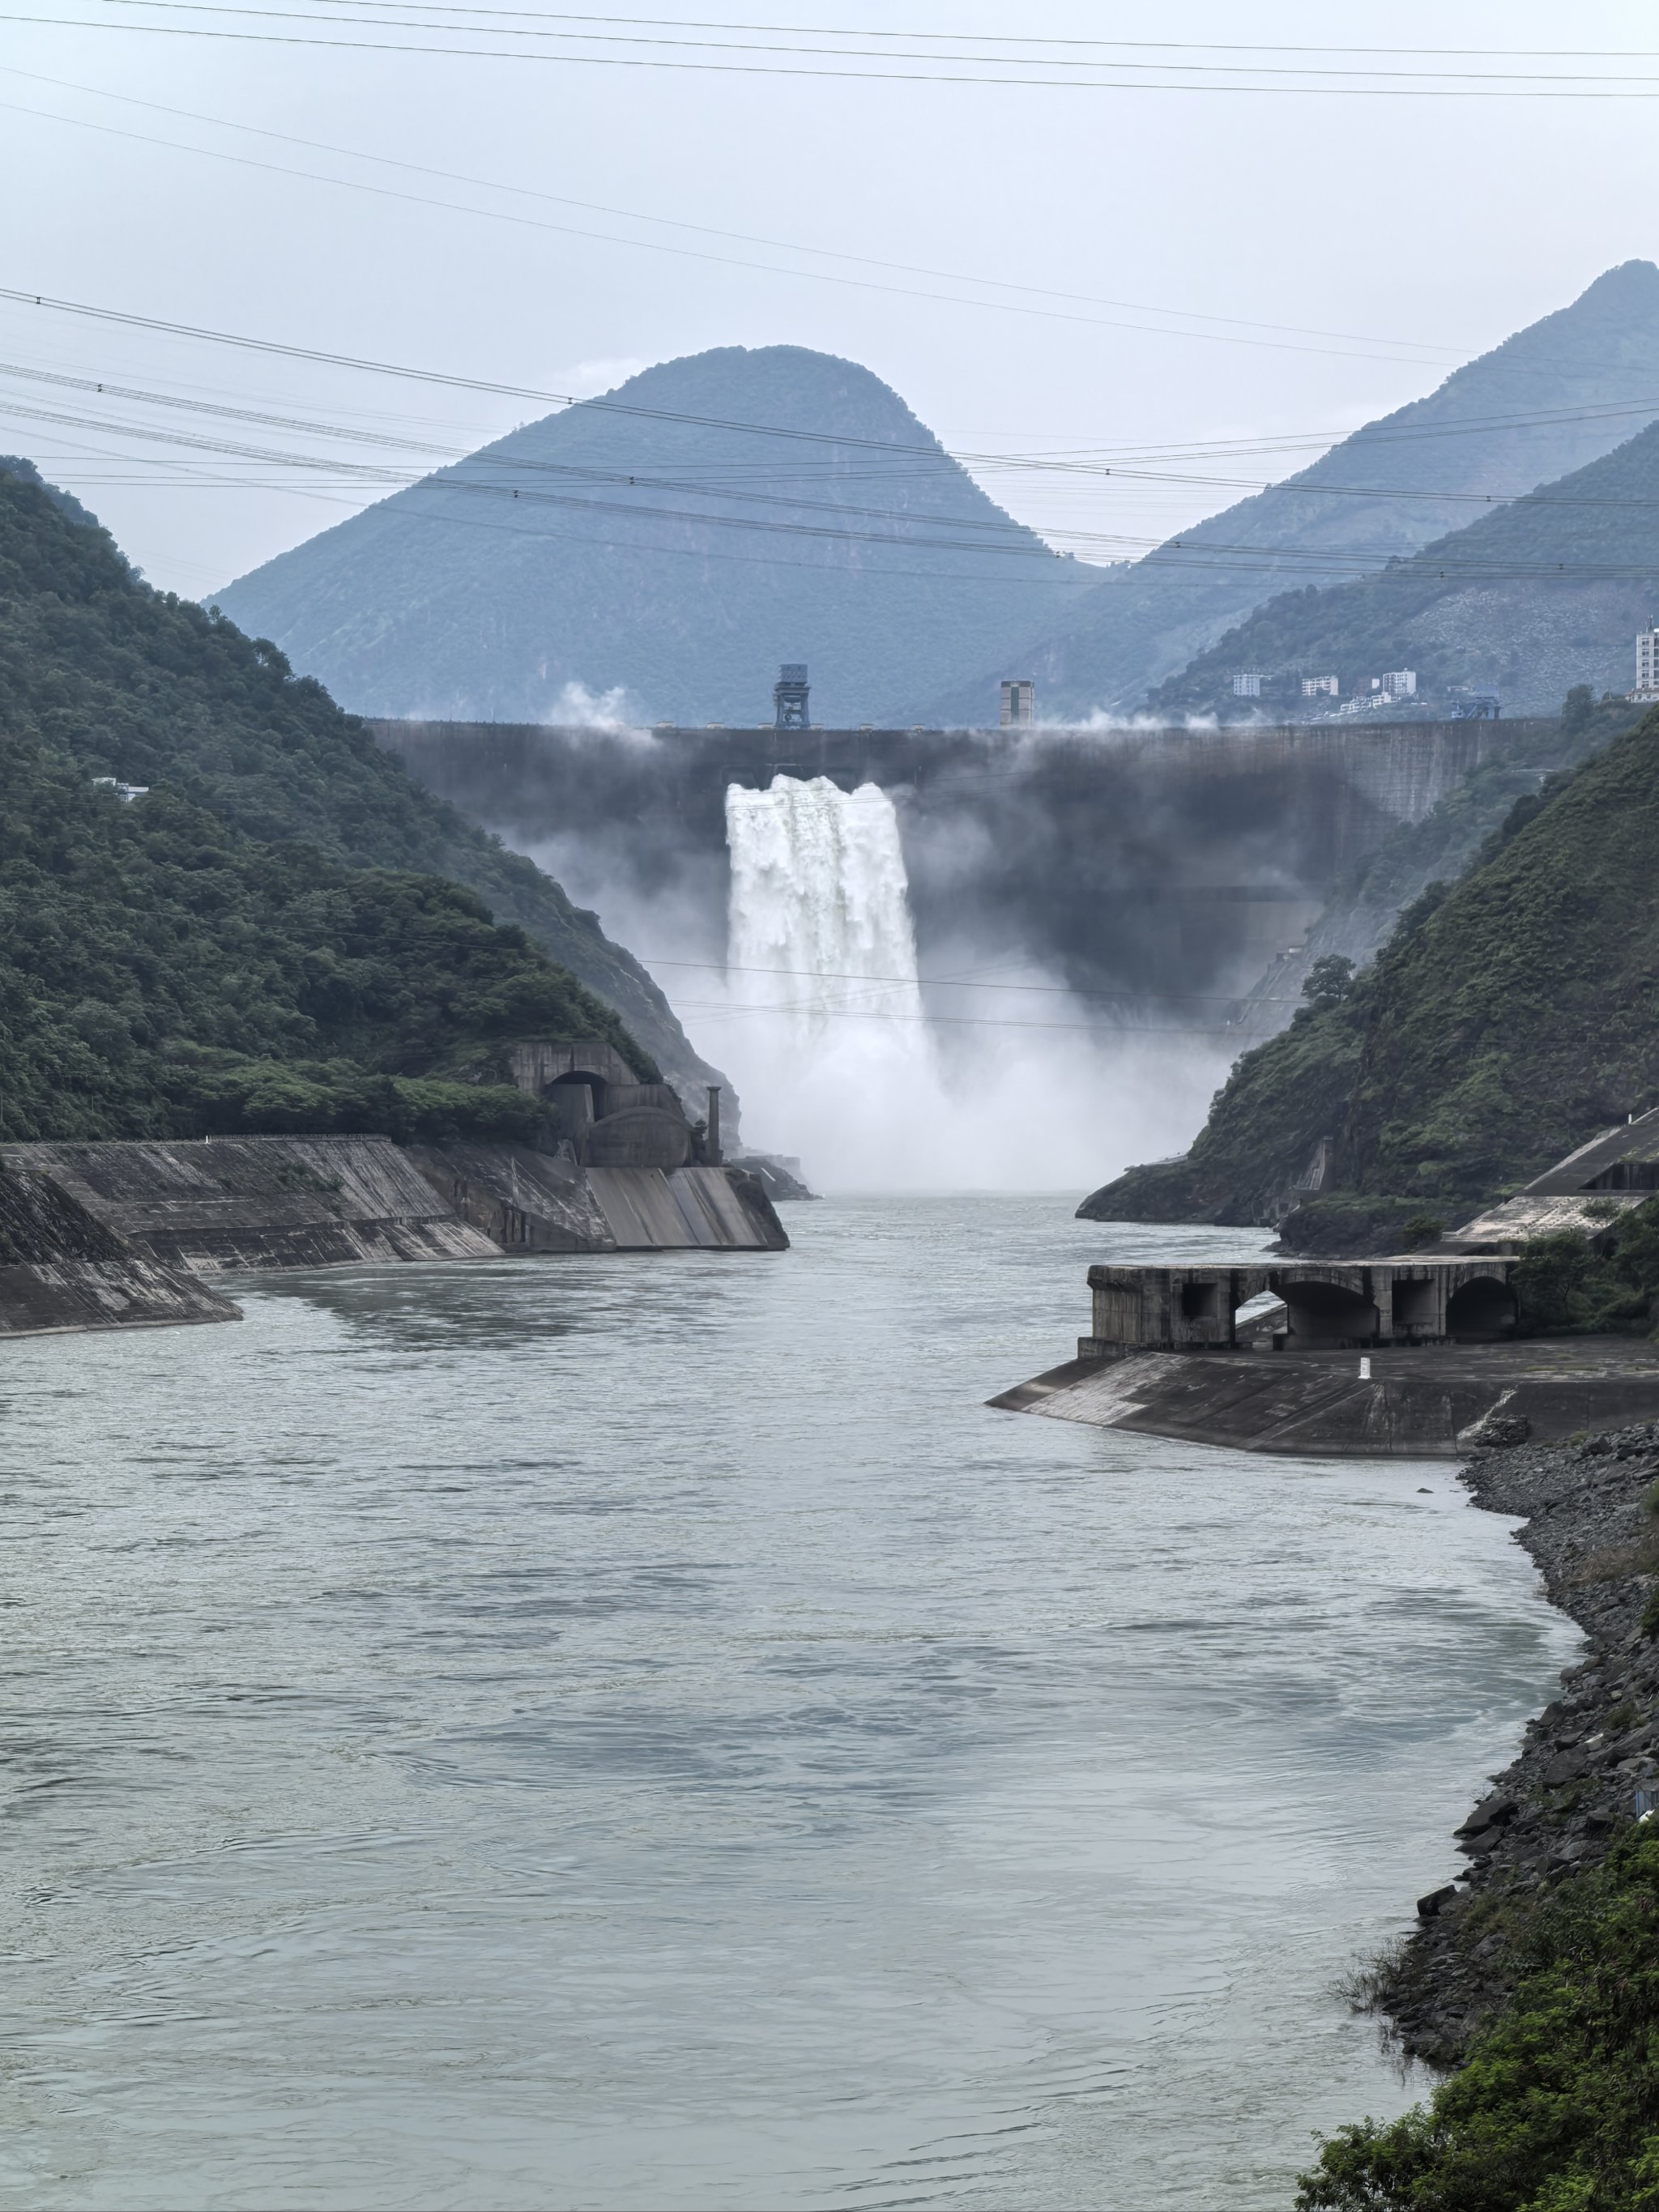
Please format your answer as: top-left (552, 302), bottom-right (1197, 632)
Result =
top-left (1379, 1419), bottom-right (1659, 2065)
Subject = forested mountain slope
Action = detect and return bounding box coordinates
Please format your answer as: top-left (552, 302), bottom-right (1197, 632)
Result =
top-left (1146, 417), bottom-right (1659, 721)
top-left (913, 261), bottom-right (1659, 725)
top-left (1081, 700), bottom-right (1659, 1224)
top-left (0, 457), bottom-right (721, 1110)
top-left (0, 458), bottom-right (731, 1139)
top-left (211, 345), bottom-right (1094, 728)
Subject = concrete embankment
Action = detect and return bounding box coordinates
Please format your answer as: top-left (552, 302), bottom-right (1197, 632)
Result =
top-left (1378, 1423), bottom-right (1659, 2067)
top-left (3, 1135), bottom-right (500, 1272)
top-left (2, 1134), bottom-right (789, 1283)
top-left (993, 1340), bottom-right (1659, 1457)
top-left (408, 1141), bottom-right (789, 1253)
top-left (0, 1163), bottom-right (238, 1336)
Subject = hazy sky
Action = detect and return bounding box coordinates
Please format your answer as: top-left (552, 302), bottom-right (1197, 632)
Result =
top-left (4, 0), bottom-right (1658, 596)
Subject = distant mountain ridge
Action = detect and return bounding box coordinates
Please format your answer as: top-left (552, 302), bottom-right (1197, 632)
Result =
top-left (1145, 415), bottom-right (1659, 722)
top-left (908, 261), bottom-right (1659, 724)
top-left (211, 345), bottom-right (1095, 727)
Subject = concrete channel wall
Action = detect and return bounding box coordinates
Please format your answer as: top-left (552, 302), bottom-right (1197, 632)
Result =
top-left (0, 1134), bottom-right (789, 1299)
top-left (2, 1136), bottom-right (500, 1273)
top-left (0, 1163), bottom-right (239, 1337)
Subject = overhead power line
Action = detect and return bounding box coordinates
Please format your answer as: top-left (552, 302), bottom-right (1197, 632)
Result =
top-left (0, 67), bottom-right (1461, 367)
top-left (676, 998), bottom-right (1255, 1038)
top-left (642, 956), bottom-right (1299, 1005)
top-left (164, 11), bottom-right (1659, 63)
top-left (6, 284), bottom-right (1658, 484)
top-left (9, 6), bottom-right (1659, 93)
top-left (7, 286), bottom-right (1659, 497)
top-left (12, 379), bottom-right (1659, 578)
top-left (23, 359), bottom-right (1659, 524)
top-left (45, 0), bottom-right (1659, 84)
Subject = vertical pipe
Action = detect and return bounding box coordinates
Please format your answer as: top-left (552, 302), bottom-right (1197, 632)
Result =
top-left (706, 1085), bottom-right (723, 1166)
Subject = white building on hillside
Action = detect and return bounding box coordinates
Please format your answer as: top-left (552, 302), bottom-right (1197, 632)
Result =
top-left (1000, 678), bottom-right (1035, 728)
top-left (1634, 628), bottom-right (1659, 701)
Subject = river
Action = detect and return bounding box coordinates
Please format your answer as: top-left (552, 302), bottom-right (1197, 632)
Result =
top-left (2, 1198), bottom-right (1577, 2210)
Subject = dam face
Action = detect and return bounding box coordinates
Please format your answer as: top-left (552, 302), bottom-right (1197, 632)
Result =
top-left (371, 718), bottom-right (1534, 1007)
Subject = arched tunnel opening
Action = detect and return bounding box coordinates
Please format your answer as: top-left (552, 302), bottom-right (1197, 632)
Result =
top-left (1448, 1276), bottom-right (1518, 1341)
top-left (1280, 1278), bottom-right (1380, 1349)
top-left (543, 1069), bottom-right (608, 1143)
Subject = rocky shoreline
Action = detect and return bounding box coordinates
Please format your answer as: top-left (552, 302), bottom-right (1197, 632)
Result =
top-left (1380, 1419), bottom-right (1659, 2065)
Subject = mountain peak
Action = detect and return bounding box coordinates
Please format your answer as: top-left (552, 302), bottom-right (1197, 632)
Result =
top-left (210, 345), bottom-right (1087, 727)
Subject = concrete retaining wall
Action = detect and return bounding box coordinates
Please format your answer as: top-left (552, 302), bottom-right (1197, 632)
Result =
top-left (2, 1135), bottom-right (500, 1273)
top-left (5, 1135), bottom-right (791, 1272)
top-left (0, 1166), bottom-right (238, 1336)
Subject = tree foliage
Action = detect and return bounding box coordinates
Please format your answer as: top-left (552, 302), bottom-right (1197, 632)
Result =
top-left (0, 456), bottom-right (689, 1078)
top-left (0, 463), bottom-right (655, 1140)
top-left (1299, 1826), bottom-right (1659, 2211)
top-left (1511, 1199), bottom-right (1659, 1336)
top-left (1089, 694), bottom-right (1659, 1222)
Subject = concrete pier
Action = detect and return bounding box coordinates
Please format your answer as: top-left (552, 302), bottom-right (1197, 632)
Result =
top-left (1084, 1257), bottom-right (1519, 1357)
top-left (992, 1255), bottom-right (1659, 1455)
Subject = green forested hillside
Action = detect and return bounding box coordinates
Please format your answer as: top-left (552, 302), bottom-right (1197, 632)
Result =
top-left (1083, 700), bottom-right (1659, 1223)
top-left (0, 457), bottom-right (719, 1106)
top-left (0, 460), bottom-right (659, 1141)
top-left (1145, 415), bottom-right (1659, 722)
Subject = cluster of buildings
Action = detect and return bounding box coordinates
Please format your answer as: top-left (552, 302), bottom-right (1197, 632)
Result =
top-left (749, 629), bottom-right (1659, 739)
top-left (1228, 666), bottom-right (1505, 721)
top-left (1231, 667), bottom-right (1416, 703)
top-left (1226, 624), bottom-right (1659, 724)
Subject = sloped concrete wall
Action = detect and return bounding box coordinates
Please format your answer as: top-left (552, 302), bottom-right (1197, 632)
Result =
top-left (405, 1140), bottom-right (616, 1252)
top-left (2, 1136), bottom-right (499, 1274)
top-left (4, 1136), bottom-right (790, 1272)
top-left (586, 1165), bottom-right (787, 1251)
top-left (0, 1166), bottom-right (238, 1336)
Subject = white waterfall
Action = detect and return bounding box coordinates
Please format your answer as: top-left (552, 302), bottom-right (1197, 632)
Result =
top-left (723, 776), bottom-right (940, 1180)
top-left (716, 771), bottom-right (1228, 1191)
top-left (726, 775), bottom-right (928, 1041)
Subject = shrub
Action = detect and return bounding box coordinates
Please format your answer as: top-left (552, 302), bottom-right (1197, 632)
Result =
top-left (1299, 1826), bottom-right (1659, 2208)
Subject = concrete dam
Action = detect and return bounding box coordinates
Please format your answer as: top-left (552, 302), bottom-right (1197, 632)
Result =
top-left (373, 717), bottom-right (1534, 1013)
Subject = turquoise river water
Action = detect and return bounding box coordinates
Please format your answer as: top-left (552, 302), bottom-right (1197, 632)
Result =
top-left (1, 1198), bottom-right (1577, 2210)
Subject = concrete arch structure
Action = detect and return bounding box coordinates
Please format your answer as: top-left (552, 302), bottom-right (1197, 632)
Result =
top-left (1277, 1275), bottom-right (1380, 1349)
top-left (1446, 1274), bottom-right (1518, 1340)
top-left (1081, 1255), bottom-right (1520, 1358)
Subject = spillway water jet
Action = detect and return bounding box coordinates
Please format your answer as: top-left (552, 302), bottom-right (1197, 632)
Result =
top-left (723, 775), bottom-right (940, 1183)
top-left (726, 775), bottom-right (930, 1046)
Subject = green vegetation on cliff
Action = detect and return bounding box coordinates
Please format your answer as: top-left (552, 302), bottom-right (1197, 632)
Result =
top-left (0, 454), bottom-right (710, 1095)
top-left (0, 461), bottom-right (655, 1141)
top-left (1299, 1823), bottom-right (1659, 2210)
top-left (1083, 696), bottom-right (1659, 1223)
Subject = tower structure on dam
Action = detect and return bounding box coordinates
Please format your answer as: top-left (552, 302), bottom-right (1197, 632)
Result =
top-left (773, 664), bottom-right (810, 730)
